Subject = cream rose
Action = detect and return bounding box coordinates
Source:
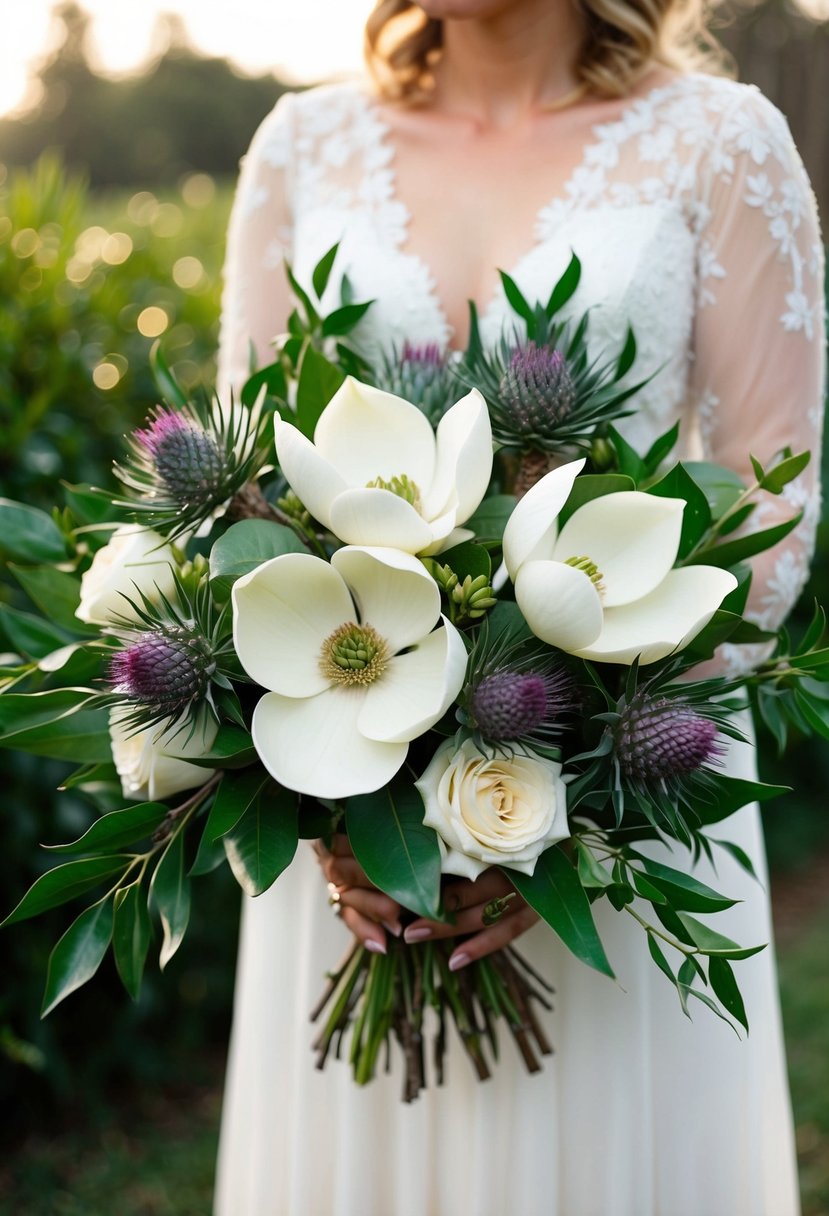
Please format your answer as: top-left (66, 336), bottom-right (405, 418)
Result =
top-left (76, 525), bottom-right (177, 626)
top-left (416, 738), bottom-right (569, 881)
top-left (109, 710), bottom-right (218, 802)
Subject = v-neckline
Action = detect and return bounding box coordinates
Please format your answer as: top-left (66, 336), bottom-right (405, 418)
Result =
top-left (356, 73), bottom-right (695, 349)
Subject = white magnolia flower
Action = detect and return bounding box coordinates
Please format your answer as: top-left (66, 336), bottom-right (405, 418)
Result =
top-left (416, 738), bottom-right (569, 881)
top-left (76, 526), bottom-right (177, 626)
top-left (503, 458), bottom-right (737, 665)
top-left (274, 377), bottom-right (493, 555)
top-left (232, 546), bottom-right (469, 798)
top-left (109, 709), bottom-right (218, 802)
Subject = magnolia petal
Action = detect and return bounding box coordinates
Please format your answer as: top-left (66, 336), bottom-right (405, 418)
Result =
top-left (273, 418), bottom-right (345, 528)
top-left (553, 491), bottom-right (684, 607)
top-left (328, 488), bottom-right (435, 553)
top-left (331, 545), bottom-right (441, 653)
top-left (514, 559), bottom-right (603, 651)
top-left (314, 377), bottom-right (436, 490)
top-left (418, 515), bottom-right (466, 557)
top-left (359, 619), bottom-right (468, 744)
top-left (421, 389), bottom-right (493, 523)
top-left (232, 553), bottom-right (353, 696)
top-left (502, 458), bottom-right (585, 580)
top-left (252, 688), bottom-right (407, 798)
top-left (573, 565), bottom-right (738, 665)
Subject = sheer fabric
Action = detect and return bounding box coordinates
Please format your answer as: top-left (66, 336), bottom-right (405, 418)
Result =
top-left (215, 72), bottom-right (824, 1216)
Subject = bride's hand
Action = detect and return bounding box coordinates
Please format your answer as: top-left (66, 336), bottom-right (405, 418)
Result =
top-left (403, 870), bottom-right (539, 971)
top-left (313, 834), bottom-right (403, 952)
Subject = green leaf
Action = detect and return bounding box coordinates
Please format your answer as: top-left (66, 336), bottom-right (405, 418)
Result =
top-left (41, 898), bottom-right (113, 1016)
top-left (113, 884), bottom-right (152, 1000)
top-left (312, 243), bottom-right (339, 299)
top-left (647, 463), bottom-right (712, 558)
top-left (692, 774), bottom-right (788, 826)
top-left (545, 252), bottom-right (581, 318)
top-left (465, 494), bottom-right (516, 543)
top-left (62, 482), bottom-right (120, 527)
top-left (209, 519), bottom-right (306, 600)
top-left (499, 270), bottom-right (535, 325)
top-left (636, 857), bottom-right (737, 912)
top-left (44, 802), bottom-right (169, 856)
top-left (689, 513), bottom-right (802, 569)
top-left (0, 499), bottom-right (67, 564)
top-left (750, 454), bottom-right (766, 483)
top-left (285, 263), bottom-right (320, 327)
top-left (574, 840), bottom-right (613, 888)
top-left (150, 341), bottom-right (188, 408)
top-left (184, 725), bottom-right (256, 770)
top-left (203, 768), bottom-right (270, 842)
top-left (149, 833), bottom-right (190, 970)
top-left (321, 301), bottom-right (373, 338)
top-left (511, 845), bottom-right (615, 977)
top-left (643, 422), bottom-right (681, 475)
top-left (295, 344), bottom-right (345, 439)
top-left (674, 912), bottom-right (765, 960)
top-left (647, 933), bottom-right (675, 984)
top-left (3, 855), bottom-right (131, 927)
top-left (0, 606), bottom-right (72, 659)
top-left (708, 956), bottom-right (748, 1031)
top-left (682, 462), bottom-right (746, 519)
top-left (346, 780), bottom-right (443, 920)
top-left (557, 475), bottom-right (635, 527)
top-left (188, 824), bottom-right (229, 877)
top-left (241, 361), bottom-right (288, 409)
top-left (11, 564), bottom-right (90, 635)
top-left (607, 426), bottom-right (646, 484)
top-left (709, 837), bottom-right (759, 881)
top-left (0, 690), bottom-right (112, 763)
top-left (438, 540), bottom-right (491, 582)
top-left (614, 328), bottom-right (637, 379)
top-left (223, 782), bottom-right (298, 896)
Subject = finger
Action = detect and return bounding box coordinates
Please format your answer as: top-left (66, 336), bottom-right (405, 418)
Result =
top-left (448, 906), bottom-right (540, 970)
top-left (404, 895), bottom-right (524, 943)
top-left (442, 869), bottom-right (515, 913)
top-left (338, 888), bottom-right (402, 936)
top-left (330, 833), bottom-right (355, 859)
top-left (321, 857), bottom-right (372, 889)
top-left (340, 905), bottom-right (388, 954)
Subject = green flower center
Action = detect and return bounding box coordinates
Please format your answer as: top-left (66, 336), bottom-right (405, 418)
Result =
top-left (564, 555), bottom-right (605, 595)
top-left (366, 473), bottom-right (422, 512)
top-left (320, 622), bottom-right (389, 688)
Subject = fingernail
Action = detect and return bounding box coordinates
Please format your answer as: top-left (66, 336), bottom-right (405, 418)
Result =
top-left (382, 920), bottom-right (403, 938)
top-left (448, 951), bottom-right (470, 972)
top-left (403, 926), bottom-right (432, 944)
top-left (365, 939), bottom-right (386, 955)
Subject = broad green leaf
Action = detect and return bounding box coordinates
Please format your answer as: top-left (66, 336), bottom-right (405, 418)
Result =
top-left (113, 883), bottom-right (152, 1000)
top-left (558, 474), bottom-right (635, 527)
top-left (643, 422), bottom-right (681, 475)
top-left (223, 782), bottom-right (298, 896)
top-left (0, 606), bottom-right (71, 659)
top-left (184, 725), bottom-right (256, 770)
top-left (312, 243), bottom-right (339, 299)
top-left (689, 513), bottom-right (802, 569)
top-left (321, 301), bottom-right (373, 338)
top-left (608, 425), bottom-right (646, 484)
top-left (295, 344), bottom-right (346, 439)
top-left (692, 774), bottom-right (789, 826)
top-left (203, 768), bottom-right (270, 842)
top-left (438, 540), bottom-right (491, 582)
top-left (499, 270), bottom-right (535, 325)
top-left (346, 780), bottom-right (443, 920)
top-left (41, 898), bottom-right (114, 1016)
top-left (44, 802), bottom-right (169, 856)
top-left (682, 462), bottom-right (745, 519)
top-left (465, 494), bottom-right (516, 543)
top-left (188, 824), bottom-right (229, 877)
top-left (0, 690), bottom-right (112, 762)
top-left (675, 912), bottom-right (766, 960)
top-left (759, 450), bottom-right (810, 494)
top-left (149, 832), bottom-right (190, 970)
top-left (637, 857), bottom-right (737, 912)
top-left (648, 463), bottom-right (711, 558)
top-left (0, 499), bottom-right (67, 564)
top-left (241, 361), bottom-right (288, 409)
top-left (511, 845), bottom-right (615, 977)
top-left (545, 252), bottom-right (581, 318)
top-left (3, 855), bottom-right (131, 927)
top-left (574, 840), bottom-right (613, 889)
top-left (708, 956), bottom-right (748, 1031)
top-left (62, 482), bottom-right (120, 526)
top-left (209, 519), bottom-right (306, 599)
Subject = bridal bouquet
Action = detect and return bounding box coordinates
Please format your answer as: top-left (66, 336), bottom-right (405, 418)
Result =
top-left (2, 246), bottom-right (827, 1100)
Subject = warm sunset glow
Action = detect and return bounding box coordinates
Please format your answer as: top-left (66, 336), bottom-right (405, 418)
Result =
top-left (0, 1), bottom-right (374, 119)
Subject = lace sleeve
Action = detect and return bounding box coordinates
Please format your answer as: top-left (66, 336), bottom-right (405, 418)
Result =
top-left (216, 92), bottom-right (296, 399)
top-left (690, 88), bottom-right (826, 669)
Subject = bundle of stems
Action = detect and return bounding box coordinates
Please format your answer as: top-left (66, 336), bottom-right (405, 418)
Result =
top-left (310, 938), bottom-right (554, 1102)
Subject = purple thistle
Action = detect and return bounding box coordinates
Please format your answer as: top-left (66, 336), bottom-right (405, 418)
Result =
top-left (134, 407), bottom-right (226, 508)
top-left (470, 666), bottom-right (575, 743)
top-left (498, 342), bottom-right (576, 436)
top-left (377, 342), bottom-right (454, 424)
top-left (400, 341), bottom-right (445, 369)
top-left (110, 627), bottom-right (216, 713)
top-left (615, 696), bottom-right (725, 783)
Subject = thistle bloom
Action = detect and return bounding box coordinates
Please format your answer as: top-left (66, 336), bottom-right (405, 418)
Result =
top-left (469, 665), bottom-right (574, 746)
top-left (135, 409), bottom-right (227, 509)
top-left (110, 626), bottom-right (217, 720)
top-left (232, 546), bottom-right (468, 798)
top-left (502, 458), bottom-right (737, 664)
top-left (498, 343), bottom-right (576, 436)
top-left (376, 343), bottom-right (457, 424)
top-left (274, 377), bottom-right (492, 555)
top-left (614, 696), bottom-right (725, 782)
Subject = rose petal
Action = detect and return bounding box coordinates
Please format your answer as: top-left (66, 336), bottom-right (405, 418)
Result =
top-left (331, 546), bottom-right (440, 653)
top-left (553, 491), bottom-right (684, 607)
top-left (502, 458), bottom-right (585, 580)
top-left (573, 565), bottom-right (738, 664)
top-left (251, 688), bottom-right (407, 798)
top-left (514, 559), bottom-right (603, 650)
top-left (328, 488), bottom-right (435, 553)
top-left (232, 553), bottom-right (353, 695)
top-left (420, 389), bottom-right (492, 524)
top-left (314, 377), bottom-right (436, 490)
top-left (359, 619), bottom-right (468, 743)
top-left (273, 418), bottom-right (346, 529)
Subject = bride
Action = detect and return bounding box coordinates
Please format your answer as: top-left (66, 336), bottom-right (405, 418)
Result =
top-left (214, 1), bottom-right (824, 1212)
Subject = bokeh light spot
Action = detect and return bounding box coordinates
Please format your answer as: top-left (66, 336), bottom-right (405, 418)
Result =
top-left (137, 306), bottom-right (170, 337)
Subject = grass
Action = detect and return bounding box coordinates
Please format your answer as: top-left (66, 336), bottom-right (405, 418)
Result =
top-left (2, 889), bottom-right (828, 1216)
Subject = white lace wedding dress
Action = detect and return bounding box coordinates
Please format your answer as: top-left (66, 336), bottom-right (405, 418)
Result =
top-left (214, 72), bottom-right (824, 1216)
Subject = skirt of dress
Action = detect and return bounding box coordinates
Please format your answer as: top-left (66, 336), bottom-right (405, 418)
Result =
top-left (213, 719), bottom-right (800, 1216)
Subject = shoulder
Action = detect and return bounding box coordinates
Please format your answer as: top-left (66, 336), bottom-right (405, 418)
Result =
top-left (670, 74), bottom-right (800, 170)
top-left (243, 79), bottom-right (376, 167)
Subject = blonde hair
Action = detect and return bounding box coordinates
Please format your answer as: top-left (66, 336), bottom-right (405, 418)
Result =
top-left (364, 0), bottom-right (732, 102)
